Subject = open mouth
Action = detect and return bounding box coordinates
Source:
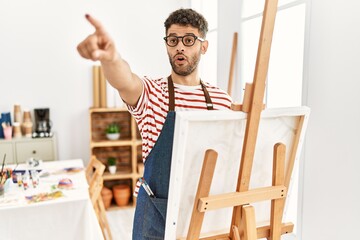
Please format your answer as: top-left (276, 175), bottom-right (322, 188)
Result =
top-left (175, 54), bottom-right (187, 64)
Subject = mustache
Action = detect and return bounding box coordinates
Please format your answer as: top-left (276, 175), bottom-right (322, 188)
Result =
top-left (174, 53), bottom-right (187, 59)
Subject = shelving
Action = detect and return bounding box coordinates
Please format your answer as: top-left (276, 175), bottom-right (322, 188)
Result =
top-left (0, 135), bottom-right (57, 164)
top-left (89, 108), bottom-right (142, 209)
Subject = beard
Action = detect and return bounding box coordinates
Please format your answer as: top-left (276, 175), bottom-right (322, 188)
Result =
top-left (168, 50), bottom-right (201, 76)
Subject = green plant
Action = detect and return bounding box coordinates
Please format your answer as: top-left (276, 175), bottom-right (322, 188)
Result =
top-left (107, 157), bottom-right (117, 166)
top-left (106, 122), bottom-right (120, 134)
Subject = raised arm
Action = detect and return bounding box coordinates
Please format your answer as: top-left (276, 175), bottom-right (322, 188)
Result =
top-left (77, 14), bottom-right (143, 106)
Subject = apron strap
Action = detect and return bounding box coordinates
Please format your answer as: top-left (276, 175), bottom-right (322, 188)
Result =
top-left (167, 76), bottom-right (214, 111)
top-left (200, 81), bottom-right (214, 110)
top-left (167, 76), bottom-right (175, 111)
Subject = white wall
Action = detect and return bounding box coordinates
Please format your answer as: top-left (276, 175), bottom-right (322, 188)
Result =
top-left (0, 0), bottom-right (189, 163)
top-left (217, 0), bottom-right (242, 101)
top-left (300, 0), bottom-right (360, 239)
top-left (218, 0), bottom-right (360, 239)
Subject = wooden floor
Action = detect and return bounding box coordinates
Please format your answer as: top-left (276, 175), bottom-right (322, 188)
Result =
top-left (106, 208), bottom-right (297, 240)
top-left (106, 208), bottom-right (135, 240)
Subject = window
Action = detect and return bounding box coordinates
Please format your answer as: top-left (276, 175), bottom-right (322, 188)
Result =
top-left (241, 0), bottom-right (306, 107)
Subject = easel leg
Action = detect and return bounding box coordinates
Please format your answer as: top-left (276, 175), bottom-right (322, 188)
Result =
top-left (232, 225), bottom-right (241, 240)
top-left (187, 149), bottom-right (218, 240)
top-left (270, 143), bottom-right (286, 240)
top-left (239, 205), bottom-right (257, 240)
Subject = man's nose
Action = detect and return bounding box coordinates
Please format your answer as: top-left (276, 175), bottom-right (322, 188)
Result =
top-left (176, 38), bottom-right (186, 51)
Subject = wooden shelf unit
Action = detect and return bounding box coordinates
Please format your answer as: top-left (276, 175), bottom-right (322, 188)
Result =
top-left (89, 107), bottom-right (142, 209)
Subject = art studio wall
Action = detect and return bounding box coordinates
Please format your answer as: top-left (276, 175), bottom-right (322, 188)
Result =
top-left (301, 0), bottom-right (360, 239)
top-left (0, 0), bottom-right (189, 162)
top-left (1, 0), bottom-right (359, 239)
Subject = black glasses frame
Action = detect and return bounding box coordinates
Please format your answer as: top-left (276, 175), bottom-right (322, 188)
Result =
top-left (163, 34), bottom-right (205, 47)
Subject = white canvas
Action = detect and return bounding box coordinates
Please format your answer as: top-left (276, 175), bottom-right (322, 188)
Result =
top-left (165, 107), bottom-right (310, 239)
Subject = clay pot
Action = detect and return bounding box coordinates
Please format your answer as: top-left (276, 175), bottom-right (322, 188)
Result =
top-left (113, 184), bottom-right (131, 207)
top-left (101, 187), bottom-right (113, 209)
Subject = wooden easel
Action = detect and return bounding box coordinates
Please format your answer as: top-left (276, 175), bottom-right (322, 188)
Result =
top-left (185, 0), bottom-right (302, 239)
top-left (227, 32), bottom-right (238, 97)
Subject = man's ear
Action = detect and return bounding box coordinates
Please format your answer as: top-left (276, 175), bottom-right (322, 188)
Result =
top-left (201, 40), bottom-right (209, 54)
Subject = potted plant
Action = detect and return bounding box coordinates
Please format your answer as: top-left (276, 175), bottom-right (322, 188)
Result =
top-left (107, 157), bottom-right (117, 174)
top-left (105, 122), bottom-right (120, 140)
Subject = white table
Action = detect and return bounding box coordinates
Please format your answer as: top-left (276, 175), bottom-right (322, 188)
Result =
top-left (0, 159), bottom-right (103, 240)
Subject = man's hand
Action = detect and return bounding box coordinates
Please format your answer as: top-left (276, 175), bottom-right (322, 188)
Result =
top-left (77, 14), bottom-right (118, 62)
top-left (77, 14), bottom-right (143, 106)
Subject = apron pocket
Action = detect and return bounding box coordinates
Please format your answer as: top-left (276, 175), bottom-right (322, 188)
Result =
top-left (143, 197), bottom-right (168, 239)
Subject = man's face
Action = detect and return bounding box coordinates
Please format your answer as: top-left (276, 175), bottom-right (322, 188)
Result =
top-left (165, 24), bottom-right (208, 76)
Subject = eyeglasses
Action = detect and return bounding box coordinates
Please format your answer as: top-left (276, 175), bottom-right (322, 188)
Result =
top-left (163, 34), bottom-right (205, 47)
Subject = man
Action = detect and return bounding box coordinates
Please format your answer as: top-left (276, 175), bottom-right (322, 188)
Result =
top-left (77, 8), bottom-right (232, 239)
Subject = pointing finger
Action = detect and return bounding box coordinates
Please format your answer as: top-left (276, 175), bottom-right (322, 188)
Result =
top-left (85, 14), bottom-right (105, 33)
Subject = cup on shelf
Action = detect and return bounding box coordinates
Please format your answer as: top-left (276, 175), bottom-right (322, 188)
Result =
top-left (22, 122), bottom-right (33, 138)
top-left (13, 122), bottom-right (22, 138)
top-left (14, 104), bottom-right (22, 123)
top-left (3, 126), bottom-right (12, 140)
top-left (23, 110), bottom-right (31, 123)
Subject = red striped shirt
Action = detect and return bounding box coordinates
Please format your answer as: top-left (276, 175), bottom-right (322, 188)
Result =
top-left (127, 76), bottom-right (233, 162)
top-left (128, 76), bottom-right (232, 197)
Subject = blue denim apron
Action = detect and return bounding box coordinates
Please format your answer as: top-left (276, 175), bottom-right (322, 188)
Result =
top-left (132, 76), bottom-right (213, 240)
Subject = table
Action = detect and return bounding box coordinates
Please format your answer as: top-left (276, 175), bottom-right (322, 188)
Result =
top-left (0, 159), bottom-right (103, 240)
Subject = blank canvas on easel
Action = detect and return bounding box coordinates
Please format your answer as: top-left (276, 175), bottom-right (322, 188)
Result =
top-left (165, 107), bottom-right (309, 239)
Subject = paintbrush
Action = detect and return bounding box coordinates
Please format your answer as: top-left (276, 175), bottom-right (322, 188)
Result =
top-left (13, 163), bottom-right (19, 172)
top-left (0, 154), bottom-right (6, 184)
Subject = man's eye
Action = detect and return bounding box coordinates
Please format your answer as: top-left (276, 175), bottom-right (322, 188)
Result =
top-left (184, 37), bottom-right (194, 44)
top-left (169, 38), bottom-right (177, 43)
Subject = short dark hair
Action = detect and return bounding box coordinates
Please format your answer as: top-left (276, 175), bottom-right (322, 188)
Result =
top-left (164, 8), bottom-right (208, 38)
